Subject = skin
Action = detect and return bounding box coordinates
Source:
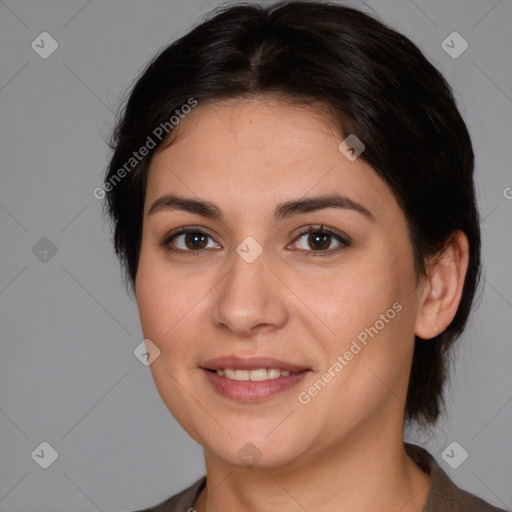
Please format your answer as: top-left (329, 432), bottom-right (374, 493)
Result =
top-left (135, 97), bottom-right (469, 512)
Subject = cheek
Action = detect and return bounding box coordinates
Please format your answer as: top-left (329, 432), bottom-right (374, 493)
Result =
top-left (292, 242), bottom-right (416, 386)
top-left (291, 256), bottom-right (397, 343)
top-left (135, 248), bottom-right (201, 349)
top-left (135, 250), bottom-right (209, 438)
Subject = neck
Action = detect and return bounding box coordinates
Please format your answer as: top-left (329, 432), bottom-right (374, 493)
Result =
top-left (194, 420), bottom-right (430, 512)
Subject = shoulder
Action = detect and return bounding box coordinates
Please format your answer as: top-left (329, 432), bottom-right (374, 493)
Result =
top-left (128, 476), bottom-right (206, 512)
top-left (405, 443), bottom-right (507, 511)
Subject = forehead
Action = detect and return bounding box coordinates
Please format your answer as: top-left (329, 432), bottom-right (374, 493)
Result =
top-left (145, 98), bottom-right (400, 223)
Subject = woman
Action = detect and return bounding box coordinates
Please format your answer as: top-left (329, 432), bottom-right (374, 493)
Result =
top-left (103, 2), bottom-right (506, 511)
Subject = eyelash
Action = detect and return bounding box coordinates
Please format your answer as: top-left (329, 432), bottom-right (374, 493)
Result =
top-left (161, 224), bottom-right (351, 259)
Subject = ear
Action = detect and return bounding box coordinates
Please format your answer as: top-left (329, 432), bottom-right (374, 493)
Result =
top-left (414, 230), bottom-right (470, 340)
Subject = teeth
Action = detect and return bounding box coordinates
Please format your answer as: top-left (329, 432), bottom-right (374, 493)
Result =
top-left (249, 369), bottom-right (268, 381)
top-left (215, 368), bottom-right (295, 381)
top-left (234, 369), bottom-right (249, 380)
top-left (267, 368), bottom-right (281, 379)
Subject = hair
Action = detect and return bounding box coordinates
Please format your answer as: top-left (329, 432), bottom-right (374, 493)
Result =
top-left (103, 0), bottom-right (482, 427)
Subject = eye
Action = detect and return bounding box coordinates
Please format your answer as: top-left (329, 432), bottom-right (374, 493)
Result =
top-left (289, 225), bottom-right (350, 257)
top-left (162, 227), bottom-right (221, 255)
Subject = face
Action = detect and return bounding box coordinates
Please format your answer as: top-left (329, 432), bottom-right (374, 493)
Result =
top-left (135, 98), bottom-right (425, 469)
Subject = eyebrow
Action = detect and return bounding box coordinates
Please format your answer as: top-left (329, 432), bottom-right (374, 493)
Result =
top-left (148, 192), bottom-right (375, 222)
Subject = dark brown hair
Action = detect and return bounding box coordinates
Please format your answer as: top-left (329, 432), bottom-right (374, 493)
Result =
top-left (103, 1), bottom-right (482, 426)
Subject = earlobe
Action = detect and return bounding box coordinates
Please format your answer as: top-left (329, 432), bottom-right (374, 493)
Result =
top-left (414, 230), bottom-right (470, 340)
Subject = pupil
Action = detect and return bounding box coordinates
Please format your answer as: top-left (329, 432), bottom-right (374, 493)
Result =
top-left (309, 233), bottom-right (330, 250)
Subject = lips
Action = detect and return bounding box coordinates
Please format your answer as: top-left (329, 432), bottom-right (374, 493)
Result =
top-left (200, 356), bottom-right (310, 401)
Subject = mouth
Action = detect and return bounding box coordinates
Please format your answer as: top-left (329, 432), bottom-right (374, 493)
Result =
top-left (200, 356), bottom-right (310, 401)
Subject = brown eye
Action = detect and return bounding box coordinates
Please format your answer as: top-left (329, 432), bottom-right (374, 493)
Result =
top-left (182, 232), bottom-right (209, 250)
top-left (306, 232), bottom-right (332, 250)
top-left (163, 228), bottom-right (221, 254)
top-left (290, 225), bottom-right (350, 257)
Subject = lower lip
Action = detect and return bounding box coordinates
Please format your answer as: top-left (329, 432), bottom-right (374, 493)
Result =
top-left (202, 369), bottom-right (309, 402)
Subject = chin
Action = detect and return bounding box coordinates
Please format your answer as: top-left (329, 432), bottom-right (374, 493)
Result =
top-left (200, 428), bottom-right (308, 470)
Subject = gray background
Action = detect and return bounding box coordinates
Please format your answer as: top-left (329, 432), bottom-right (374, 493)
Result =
top-left (0, 0), bottom-right (511, 511)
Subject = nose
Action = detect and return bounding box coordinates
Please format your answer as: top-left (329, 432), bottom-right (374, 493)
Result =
top-left (210, 246), bottom-right (289, 337)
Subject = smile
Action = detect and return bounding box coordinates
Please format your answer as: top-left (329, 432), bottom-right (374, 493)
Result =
top-left (201, 369), bottom-right (309, 401)
top-left (214, 368), bottom-right (295, 380)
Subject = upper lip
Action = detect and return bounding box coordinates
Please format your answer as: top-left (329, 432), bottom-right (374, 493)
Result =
top-left (201, 356), bottom-right (309, 373)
